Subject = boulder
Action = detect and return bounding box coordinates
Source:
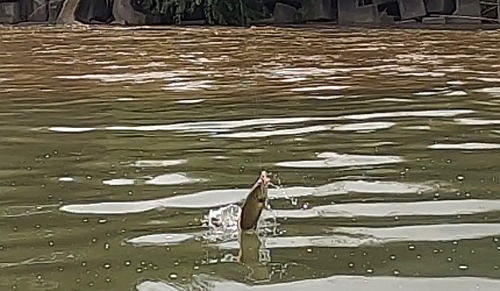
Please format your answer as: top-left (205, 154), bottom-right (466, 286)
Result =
top-left (112, 0), bottom-right (146, 24)
top-left (57, 0), bottom-right (79, 22)
top-left (0, 1), bottom-right (21, 23)
top-left (48, 0), bottom-right (64, 21)
top-left (396, 0), bottom-right (426, 19)
top-left (19, 0), bottom-right (31, 21)
top-left (338, 0), bottom-right (380, 25)
top-left (29, 0), bottom-right (49, 22)
top-left (448, 0), bottom-right (480, 23)
top-left (75, 0), bottom-right (113, 23)
top-left (380, 14), bottom-right (395, 24)
top-left (264, 0), bottom-right (301, 11)
top-left (273, 2), bottom-right (298, 23)
top-left (301, 0), bottom-right (333, 21)
top-left (425, 0), bottom-right (455, 14)
top-left (422, 15), bottom-right (446, 23)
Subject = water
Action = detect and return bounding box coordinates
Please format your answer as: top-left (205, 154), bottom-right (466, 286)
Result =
top-left (2, 25), bottom-right (500, 290)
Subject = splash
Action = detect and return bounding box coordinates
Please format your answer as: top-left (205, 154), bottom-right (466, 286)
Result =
top-left (269, 181), bottom-right (298, 206)
top-left (201, 203), bottom-right (280, 243)
top-left (203, 204), bottom-right (241, 243)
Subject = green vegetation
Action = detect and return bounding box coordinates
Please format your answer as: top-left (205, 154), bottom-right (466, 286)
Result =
top-left (134, 0), bottom-right (270, 25)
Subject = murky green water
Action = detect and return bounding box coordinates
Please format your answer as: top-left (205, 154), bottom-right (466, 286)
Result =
top-left (2, 25), bottom-right (500, 290)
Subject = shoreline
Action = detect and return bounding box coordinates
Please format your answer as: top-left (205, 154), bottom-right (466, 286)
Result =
top-left (4, 21), bottom-right (500, 30)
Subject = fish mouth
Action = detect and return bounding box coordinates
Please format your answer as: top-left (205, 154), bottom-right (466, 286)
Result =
top-left (256, 171), bottom-right (269, 198)
top-left (248, 171), bottom-right (270, 196)
top-left (257, 171), bottom-right (270, 188)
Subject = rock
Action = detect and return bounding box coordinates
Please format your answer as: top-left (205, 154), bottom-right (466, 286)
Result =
top-left (396, 0), bottom-right (426, 19)
top-left (425, 0), bottom-right (455, 14)
top-left (19, 0), bottom-right (32, 21)
top-left (57, 0), bottom-right (80, 23)
top-left (112, 0), bottom-right (146, 25)
top-left (399, 18), bottom-right (417, 23)
top-left (265, 0), bottom-right (301, 11)
top-left (273, 2), bottom-right (297, 23)
top-left (448, 0), bottom-right (480, 23)
top-left (338, 0), bottom-right (380, 25)
top-left (75, 0), bottom-right (113, 23)
top-left (29, 0), bottom-right (49, 22)
top-left (301, 0), bottom-right (333, 21)
top-left (0, 2), bottom-right (21, 24)
top-left (422, 16), bottom-right (446, 23)
top-left (48, 0), bottom-right (64, 21)
top-left (380, 14), bottom-right (395, 24)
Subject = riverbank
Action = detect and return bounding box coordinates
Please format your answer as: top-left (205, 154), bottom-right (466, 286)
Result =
top-left (0, 0), bottom-right (499, 27)
top-left (4, 20), bottom-right (500, 31)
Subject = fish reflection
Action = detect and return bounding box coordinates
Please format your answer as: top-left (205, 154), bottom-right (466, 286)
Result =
top-left (238, 231), bottom-right (270, 283)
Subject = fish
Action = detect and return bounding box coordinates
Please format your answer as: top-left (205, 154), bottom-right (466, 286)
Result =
top-left (239, 171), bottom-right (269, 231)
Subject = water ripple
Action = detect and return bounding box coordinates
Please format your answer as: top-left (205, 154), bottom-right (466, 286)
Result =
top-left (102, 178), bottom-right (135, 186)
top-left (43, 109), bottom-right (472, 135)
top-left (291, 85), bottom-right (350, 92)
top-left (268, 199), bottom-right (500, 219)
top-left (132, 159), bottom-right (187, 168)
top-left (145, 173), bottom-right (206, 185)
top-left (137, 274), bottom-right (500, 291)
top-left (162, 80), bottom-right (212, 91)
top-left (341, 109), bottom-right (473, 120)
top-left (429, 143), bottom-right (500, 150)
top-left (59, 180), bottom-right (438, 214)
top-left (1, 253), bottom-right (68, 269)
top-left (455, 118), bottom-right (500, 125)
top-left (127, 233), bottom-right (196, 247)
top-left (215, 125), bottom-right (332, 138)
top-left (333, 122), bottom-right (395, 132)
top-left (276, 152), bottom-right (403, 169)
top-left (215, 223), bottom-right (500, 250)
top-left (56, 71), bottom-right (178, 83)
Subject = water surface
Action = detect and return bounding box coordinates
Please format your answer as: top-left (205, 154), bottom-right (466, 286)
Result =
top-left (1, 25), bottom-right (500, 290)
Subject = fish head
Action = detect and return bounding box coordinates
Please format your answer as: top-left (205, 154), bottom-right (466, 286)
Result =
top-left (254, 171), bottom-right (269, 201)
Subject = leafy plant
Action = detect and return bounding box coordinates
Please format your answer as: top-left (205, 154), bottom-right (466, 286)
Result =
top-left (133, 0), bottom-right (269, 25)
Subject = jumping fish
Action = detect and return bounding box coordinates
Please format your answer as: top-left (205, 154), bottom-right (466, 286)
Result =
top-left (239, 171), bottom-right (269, 231)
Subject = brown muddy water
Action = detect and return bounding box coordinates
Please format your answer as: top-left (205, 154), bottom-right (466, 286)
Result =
top-left (2, 25), bottom-right (500, 291)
